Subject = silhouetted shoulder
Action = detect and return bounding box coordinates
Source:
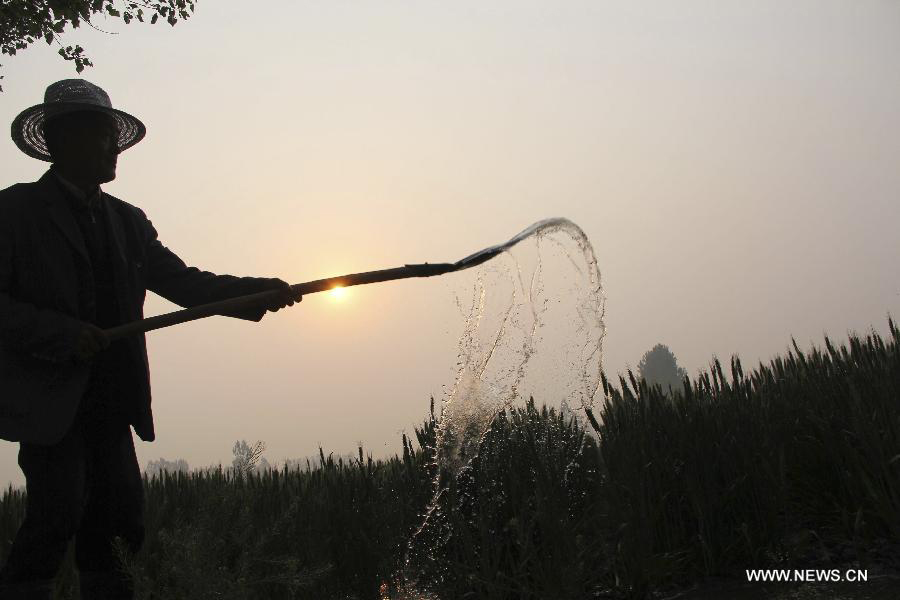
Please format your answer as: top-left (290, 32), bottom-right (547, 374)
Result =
top-left (0, 182), bottom-right (37, 217)
top-left (104, 193), bottom-right (152, 224)
top-left (103, 193), bottom-right (159, 248)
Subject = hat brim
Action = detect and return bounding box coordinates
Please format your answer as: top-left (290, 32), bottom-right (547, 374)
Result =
top-left (11, 102), bottom-right (146, 162)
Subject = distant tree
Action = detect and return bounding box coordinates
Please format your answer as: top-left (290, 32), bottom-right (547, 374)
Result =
top-left (636, 343), bottom-right (688, 396)
top-left (0, 0), bottom-right (197, 91)
top-left (144, 457), bottom-right (189, 477)
top-left (232, 439), bottom-right (267, 476)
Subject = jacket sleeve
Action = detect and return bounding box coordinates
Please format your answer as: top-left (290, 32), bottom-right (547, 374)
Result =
top-left (0, 204), bottom-right (82, 362)
top-left (142, 217), bottom-right (276, 322)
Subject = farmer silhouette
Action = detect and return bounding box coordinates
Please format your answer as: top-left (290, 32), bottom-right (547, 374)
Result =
top-left (0, 79), bottom-right (301, 599)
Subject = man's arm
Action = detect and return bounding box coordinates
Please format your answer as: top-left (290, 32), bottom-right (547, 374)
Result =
top-left (142, 218), bottom-right (299, 320)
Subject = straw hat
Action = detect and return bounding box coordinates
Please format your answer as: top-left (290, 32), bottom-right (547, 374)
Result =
top-left (11, 79), bottom-right (146, 162)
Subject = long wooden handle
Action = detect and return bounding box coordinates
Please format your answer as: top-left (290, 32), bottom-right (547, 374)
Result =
top-left (104, 262), bottom-right (457, 341)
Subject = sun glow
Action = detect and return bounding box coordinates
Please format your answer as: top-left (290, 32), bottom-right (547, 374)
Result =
top-left (329, 285), bottom-right (348, 301)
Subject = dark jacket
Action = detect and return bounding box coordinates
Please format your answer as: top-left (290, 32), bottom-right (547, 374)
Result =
top-left (0, 170), bottom-right (272, 445)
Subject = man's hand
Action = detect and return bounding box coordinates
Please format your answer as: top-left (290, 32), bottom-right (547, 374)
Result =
top-left (72, 323), bottom-right (109, 362)
top-left (262, 278), bottom-right (303, 312)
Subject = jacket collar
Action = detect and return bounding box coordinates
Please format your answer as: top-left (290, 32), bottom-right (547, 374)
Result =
top-left (50, 167), bottom-right (103, 211)
top-left (34, 170), bottom-right (128, 272)
top-left (36, 170), bottom-right (89, 262)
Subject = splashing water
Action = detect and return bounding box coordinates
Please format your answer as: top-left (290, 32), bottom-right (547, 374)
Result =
top-left (436, 217), bottom-right (605, 474)
top-left (401, 218), bottom-right (605, 591)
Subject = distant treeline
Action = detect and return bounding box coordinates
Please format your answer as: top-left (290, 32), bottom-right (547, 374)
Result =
top-left (1, 321), bottom-right (899, 599)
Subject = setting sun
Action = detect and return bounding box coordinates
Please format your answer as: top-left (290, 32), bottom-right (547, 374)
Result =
top-left (329, 285), bottom-right (348, 301)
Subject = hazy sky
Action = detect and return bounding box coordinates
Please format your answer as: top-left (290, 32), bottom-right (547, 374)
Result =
top-left (1, 0), bottom-right (898, 487)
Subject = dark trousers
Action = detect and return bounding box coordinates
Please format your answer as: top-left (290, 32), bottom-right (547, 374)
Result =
top-left (0, 393), bottom-right (144, 599)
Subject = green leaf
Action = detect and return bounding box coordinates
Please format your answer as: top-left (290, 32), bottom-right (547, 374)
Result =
top-left (108, 7), bottom-right (120, 17)
top-left (151, 13), bottom-right (158, 24)
top-left (44, 32), bottom-right (53, 44)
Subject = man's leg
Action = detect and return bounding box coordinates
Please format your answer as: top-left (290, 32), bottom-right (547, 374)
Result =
top-left (74, 413), bottom-right (145, 600)
top-left (0, 424), bottom-right (86, 599)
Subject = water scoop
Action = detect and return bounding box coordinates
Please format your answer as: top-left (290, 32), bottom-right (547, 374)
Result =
top-left (103, 218), bottom-right (571, 342)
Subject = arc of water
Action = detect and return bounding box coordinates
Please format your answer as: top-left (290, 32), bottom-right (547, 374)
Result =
top-left (403, 217), bottom-right (606, 588)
